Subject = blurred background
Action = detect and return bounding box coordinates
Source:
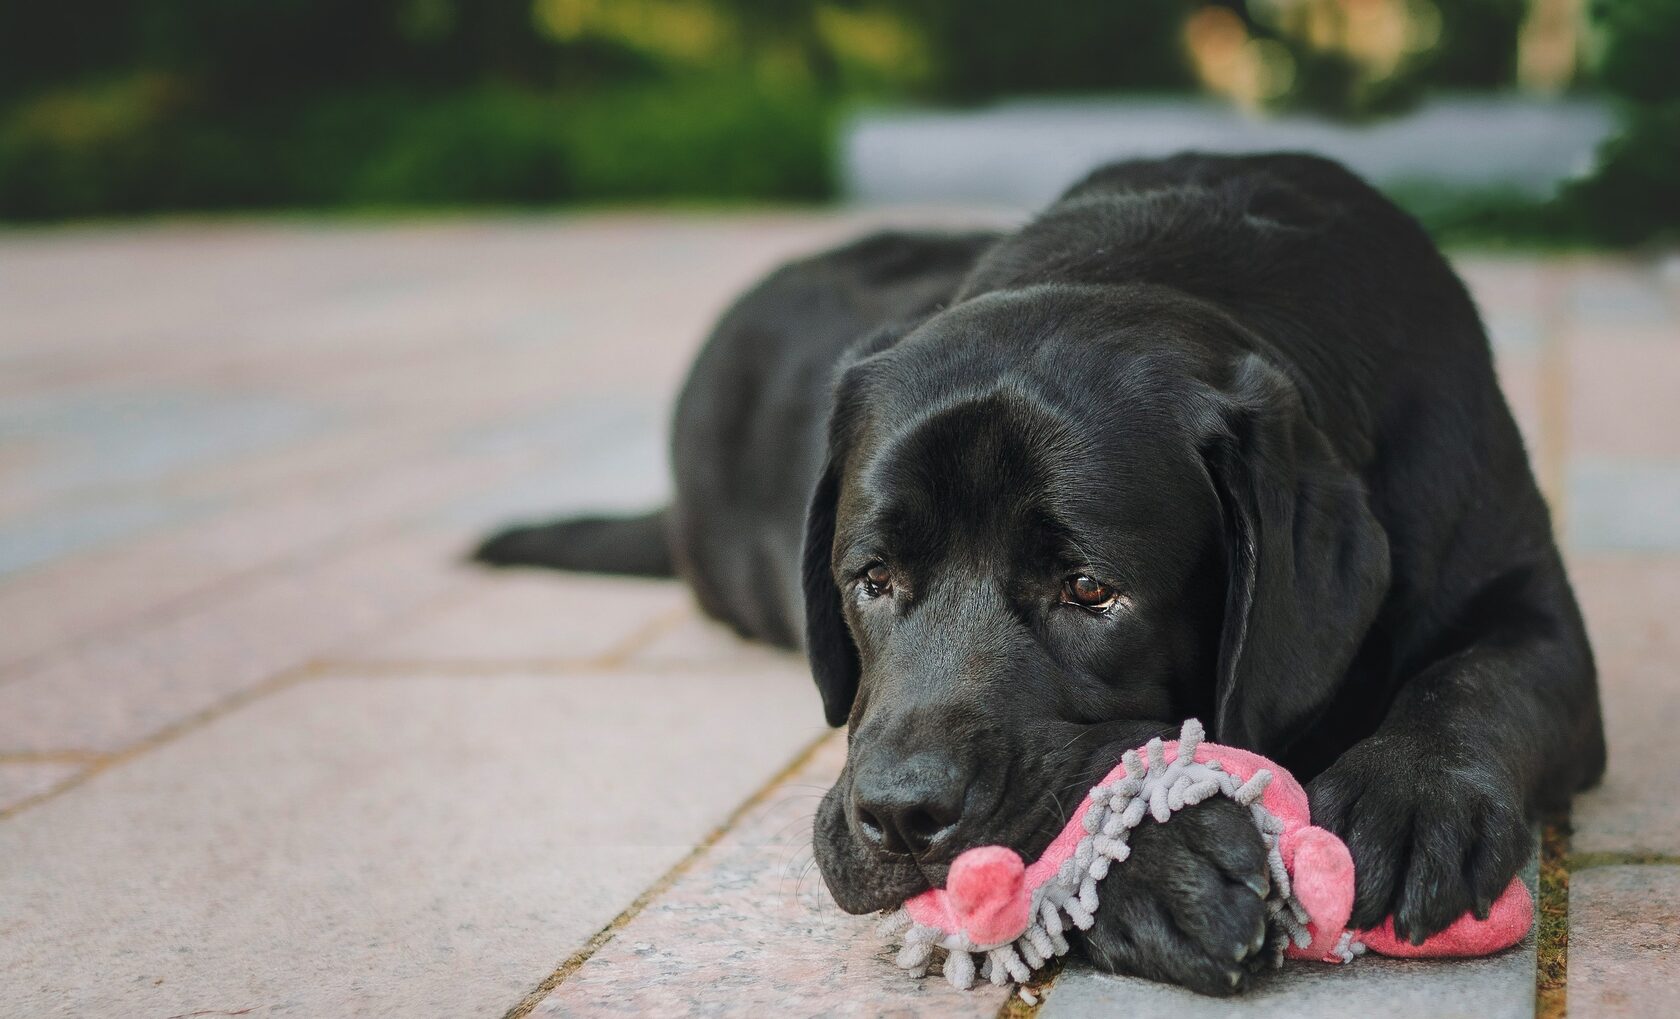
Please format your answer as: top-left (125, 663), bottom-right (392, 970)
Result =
top-left (1, 0), bottom-right (1676, 246)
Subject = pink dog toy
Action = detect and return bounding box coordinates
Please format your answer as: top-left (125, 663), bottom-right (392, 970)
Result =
top-left (880, 718), bottom-right (1533, 991)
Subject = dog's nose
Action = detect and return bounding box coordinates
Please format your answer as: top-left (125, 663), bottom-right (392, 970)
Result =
top-left (851, 756), bottom-right (967, 856)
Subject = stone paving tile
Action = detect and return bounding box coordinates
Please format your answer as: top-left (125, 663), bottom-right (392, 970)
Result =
top-left (147, 417), bottom-right (489, 518)
top-left (1040, 856), bottom-right (1539, 1019)
top-left (0, 491), bottom-right (221, 578)
top-left (0, 761), bottom-right (82, 813)
top-left (1455, 257), bottom-right (1551, 321)
top-left (1492, 347), bottom-right (1546, 469)
top-left (1567, 555), bottom-right (1680, 854)
top-left (0, 387), bottom-right (329, 508)
top-left (1566, 459), bottom-right (1680, 552)
top-left (435, 398), bottom-right (669, 530)
top-left (1566, 865), bottom-right (1680, 1018)
top-left (348, 573), bottom-right (695, 667)
top-left (0, 451), bottom-right (504, 671)
top-left (624, 611), bottom-right (804, 672)
top-left (1567, 339), bottom-right (1680, 459)
top-left (1570, 553), bottom-right (1680, 663)
top-left (536, 733), bottom-right (1013, 1019)
top-left (1482, 307), bottom-right (1546, 353)
top-left (1566, 262), bottom-right (1674, 331)
top-left (439, 444), bottom-right (670, 534)
top-left (0, 668), bottom-right (823, 1019)
top-left (452, 396), bottom-right (663, 460)
top-left (0, 528), bottom-right (466, 754)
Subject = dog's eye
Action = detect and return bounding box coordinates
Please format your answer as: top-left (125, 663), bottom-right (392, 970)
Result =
top-left (860, 561), bottom-right (894, 598)
top-left (1062, 574), bottom-right (1121, 610)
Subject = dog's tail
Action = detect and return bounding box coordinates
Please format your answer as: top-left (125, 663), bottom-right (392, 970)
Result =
top-left (470, 508), bottom-right (675, 578)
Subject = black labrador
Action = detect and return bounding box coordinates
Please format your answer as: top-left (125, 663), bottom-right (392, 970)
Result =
top-left (477, 152), bottom-right (1606, 994)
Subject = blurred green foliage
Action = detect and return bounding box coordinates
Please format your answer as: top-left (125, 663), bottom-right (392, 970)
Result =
top-left (1562, 0), bottom-right (1680, 243)
top-left (1428, 0), bottom-right (1680, 246)
top-left (0, 0), bottom-right (1674, 247)
top-left (0, 0), bottom-right (847, 218)
top-left (1234, 0), bottom-right (1530, 119)
top-left (888, 0), bottom-right (1191, 100)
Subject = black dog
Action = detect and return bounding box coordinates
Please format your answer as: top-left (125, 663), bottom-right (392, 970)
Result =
top-left (478, 153), bottom-right (1606, 994)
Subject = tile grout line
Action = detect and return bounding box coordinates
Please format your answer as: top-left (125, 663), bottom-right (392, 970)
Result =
top-left (0, 565), bottom-right (493, 819)
top-left (0, 602), bottom-right (753, 817)
top-left (498, 727), bottom-right (838, 1019)
top-left (308, 589), bottom-right (758, 680)
top-left (996, 958), bottom-right (1062, 1018)
top-left (1535, 838), bottom-right (1680, 1019)
top-left (0, 749), bottom-right (108, 766)
top-left (0, 419), bottom-right (594, 687)
top-left (1536, 816), bottom-right (1571, 1019)
top-left (1569, 850), bottom-right (1680, 869)
top-left (0, 659), bottom-right (336, 822)
top-left (1532, 264), bottom-right (1578, 1019)
top-left (0, 519), bottom-right (470, 689)
top-left (591, 603), bottom-right (704, 669)
top-left (0, 334), bottom-right (653, 580)
top-left (300, 654), bottom-right (803, 679)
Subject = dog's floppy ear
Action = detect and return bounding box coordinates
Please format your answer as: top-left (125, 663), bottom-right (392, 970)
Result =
top-left (801, 327), bottom-right (902, 728)
top-left (1202, 354), bottom-right (1390, 755)
top-left (802, 454), bottom-right (855, 728)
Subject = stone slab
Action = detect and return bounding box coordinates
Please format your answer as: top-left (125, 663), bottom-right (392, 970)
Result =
top-left (349, 573), bottom-right (695, 666)
top-left (1567, 865), bottom-right (1680, 1019)
top-left (0, 667), bottom-right (822, 1019)
top-left (0, 761), bottom-right (81, 813)
top-left (1493, 348), bottom-right (1547, 470)
top-left (624, 611), bottom-right (805, 672)
top-left (0, 452), bottom-right (503, 671)
top-left (435, 424), bottom-right (670, 533)
top-left (1566, 265), bottom-right (1675, 332)
top-left (1039, 854), bottom-right (1538, 1019)
top-left (0, 493), bottom-right (218, 578)
top-left (1566, 555), bottom-right (1680, 854)
top-left (1567, 460), bottom-right (1680, 552)
top-left (0, 388), bottom-right (327, 512)
top-left (1568, 340), bottom-right (1680, 459)
top-left (536, 733), bottom-right (1013, 1018)
top-left (0, 529), bottom-right (465, 754)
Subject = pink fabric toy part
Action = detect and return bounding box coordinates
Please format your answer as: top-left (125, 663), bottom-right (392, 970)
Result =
top-left (880, 718), bottom-right (1533, 991)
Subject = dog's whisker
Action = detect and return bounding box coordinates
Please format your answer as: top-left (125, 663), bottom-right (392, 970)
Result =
top-left (1047, 786), bottom-right (1069, 828)
top-left (762, 811), bottom-right (821, 846)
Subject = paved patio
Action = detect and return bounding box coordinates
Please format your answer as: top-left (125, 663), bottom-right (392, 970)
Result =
top-left (0, 214), bottom-right (1675, 1018)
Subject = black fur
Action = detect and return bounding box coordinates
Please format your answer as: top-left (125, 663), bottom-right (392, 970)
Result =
top-left (477, 153), bottom-right (1606, 994)
top-left (474, 509), bottom-right (673, 577)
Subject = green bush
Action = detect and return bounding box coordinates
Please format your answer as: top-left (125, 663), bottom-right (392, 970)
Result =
top-left (1411, 0), bottom-right (1680, 247)
top-left (0, 75), bottom-right (835, 219)
top-left (1561, 103), bottom-right (1680, 245)
top-left (558, 79), bottom-right (833, 201)
top-left (334, 89), bottom-right (574, 205)
top-left (1555, 0), bottom-right (1680, 245)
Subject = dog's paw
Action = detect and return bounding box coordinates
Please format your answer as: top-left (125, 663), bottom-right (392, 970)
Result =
top-left (1072, 795), bottom-right (1271, 996)
top-left (1306, 733), bottom-right (1531, 944)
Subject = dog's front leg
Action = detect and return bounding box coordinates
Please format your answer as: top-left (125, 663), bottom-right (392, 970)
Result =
top-left (1306, 563), bottom-right (1605, 943)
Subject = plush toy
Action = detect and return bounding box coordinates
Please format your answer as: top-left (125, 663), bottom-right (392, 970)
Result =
top-left (879, 719), bottom-right (1533, 992)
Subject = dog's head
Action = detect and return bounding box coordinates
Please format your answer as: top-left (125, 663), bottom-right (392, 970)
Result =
top-left (806, 285), bottom-right (1390, 913)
